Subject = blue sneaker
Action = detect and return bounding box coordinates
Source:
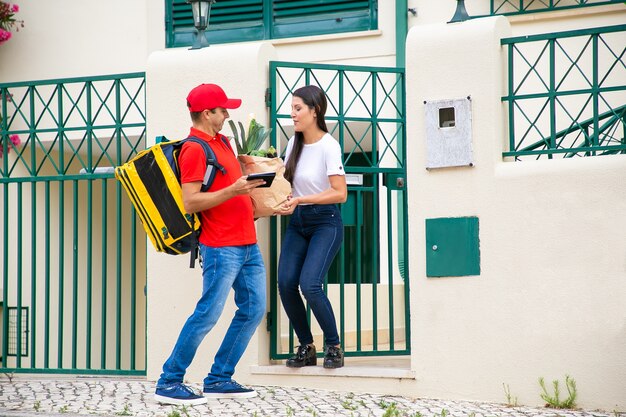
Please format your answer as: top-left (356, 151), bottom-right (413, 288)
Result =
top-left (154, 383), bottom-right (207, 405)
top-left (203, 380), bottom-right (257, 399)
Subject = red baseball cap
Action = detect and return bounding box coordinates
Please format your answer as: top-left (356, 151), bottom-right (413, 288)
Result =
top-left (186, 83), bottom-right (242, 112)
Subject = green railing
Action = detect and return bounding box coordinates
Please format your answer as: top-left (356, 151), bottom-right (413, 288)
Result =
top-left (268, 61), bottom-right (410, 359)
top-left (0, 73), bottom-right (147, 375)
top-left (490, 0), bottom-right (623, 16)
top-left (502, 24), bottom-right (626, 160)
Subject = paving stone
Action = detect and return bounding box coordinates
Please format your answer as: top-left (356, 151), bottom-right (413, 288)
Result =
top-left (0, 379), bottom-right (624, 417)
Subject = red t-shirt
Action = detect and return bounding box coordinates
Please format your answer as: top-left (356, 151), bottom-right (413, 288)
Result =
top-left (178, 127), bottom-right (256, 247)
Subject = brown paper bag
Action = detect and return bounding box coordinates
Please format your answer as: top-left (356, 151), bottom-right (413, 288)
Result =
top-left (238, 154), bottom-right (292, 217)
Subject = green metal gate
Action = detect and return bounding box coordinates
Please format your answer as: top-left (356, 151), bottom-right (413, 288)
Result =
top-left (0, 73), bottom-right (147, 375)
top-left (268, 61), bottom-right (409, 359)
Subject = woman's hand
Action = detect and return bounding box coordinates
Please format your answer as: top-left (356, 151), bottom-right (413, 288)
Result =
top-left (274, 196), bottom-right (300, 216)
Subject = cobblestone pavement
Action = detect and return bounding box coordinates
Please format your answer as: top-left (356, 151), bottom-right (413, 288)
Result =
top-left (0, 378), bottom-right (622, 417)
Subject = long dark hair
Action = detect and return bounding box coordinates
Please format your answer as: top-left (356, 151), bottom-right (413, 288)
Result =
top-left (284, 85), bottom-right (328, 184)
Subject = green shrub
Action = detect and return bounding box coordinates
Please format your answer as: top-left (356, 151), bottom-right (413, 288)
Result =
top-left (539, 375), bottom-right (577, 409)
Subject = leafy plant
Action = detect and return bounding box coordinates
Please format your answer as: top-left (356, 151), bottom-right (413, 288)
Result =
top-left (0, 1), bottom-right (24, 45)
top-left (341, 399), bottom-right (358, 410)
top-left (503, 383), bottom-right (519, 407)
top-left (182, 404), bottom-right (194, 417)
top-left (115, 404), bottom-right (133, 416)
top-left (33, 400), bottom-right (41, 411)
top-left (381, 402), bottom-right (401, 417)
top-left (378, 400), bottom-right (393, 409)
top-left (228, 117), bottom-right (274, 157)
top-left (539, 375), bottom-right (577, 409)
top-left (166, 409), bottom-right (182, 417)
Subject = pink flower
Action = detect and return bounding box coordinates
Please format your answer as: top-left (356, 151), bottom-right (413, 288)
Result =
top-left (0, 28), bottom-right (11, 43)
top-left (0, 2), bottom-right (24, 42)
top-left (0, 135), bottom-right (21, 157)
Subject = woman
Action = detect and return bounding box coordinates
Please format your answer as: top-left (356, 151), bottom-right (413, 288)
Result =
top-left (275, 85), bottom-right (348, 369)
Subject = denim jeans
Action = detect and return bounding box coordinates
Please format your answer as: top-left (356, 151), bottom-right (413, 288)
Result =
top-left (278, 204), bottom-right (343, 347)
top-left (157, 243), bottom-right (266, 387)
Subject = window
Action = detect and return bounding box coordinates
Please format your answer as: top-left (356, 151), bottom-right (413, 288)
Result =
top-left (438, 107), bottom-right (455, 128)
top-left (166, 0), bottom-right (378, 48)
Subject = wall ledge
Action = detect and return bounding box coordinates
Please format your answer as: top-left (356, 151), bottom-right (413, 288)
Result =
top-left (269, 29), bottom-right (383, 46)
top-left (507, 3), bottom-right (626, 23)
top-left (250, 357), bottom-right (415, 380)
top-left (495, 154), bottom-right (626, 178)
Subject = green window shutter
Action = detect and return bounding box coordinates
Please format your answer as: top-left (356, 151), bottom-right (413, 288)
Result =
top-left (272, 0), bottom-right (376, 39)
top-left (167, 0), bottom-right (265, 48)
top-left (166, 0), bottom-right (377, 48)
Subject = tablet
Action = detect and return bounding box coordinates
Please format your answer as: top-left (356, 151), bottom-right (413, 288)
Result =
top-left (246, 172), bottom-right (276, 187)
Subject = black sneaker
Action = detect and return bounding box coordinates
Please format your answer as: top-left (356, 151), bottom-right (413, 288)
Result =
top-left (154, 382), bottom-right (207, 405)
top-left (286, 344), bottom-right (317, 368)
top-left (323, 345), bottom-right (344, 369)
top-left (203, 380), bottom-right (257, 399)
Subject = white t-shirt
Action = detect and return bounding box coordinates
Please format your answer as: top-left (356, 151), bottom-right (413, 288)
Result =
top-left (284, 133), bottom-right (345, 199)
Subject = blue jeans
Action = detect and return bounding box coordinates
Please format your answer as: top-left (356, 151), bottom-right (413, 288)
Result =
top-left (278, 204), bottom-right (343, 347)
top-left (157, 243), bottom-right (266, 387)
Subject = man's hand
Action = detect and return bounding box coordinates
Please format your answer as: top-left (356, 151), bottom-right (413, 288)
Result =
top-left (182, 176), bottom-right (264, 213)
top-left (231, 176), bottom-right (265, 195)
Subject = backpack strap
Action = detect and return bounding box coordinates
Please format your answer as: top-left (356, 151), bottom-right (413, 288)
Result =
top-left (219, 134), bottom-right (234, 152)
top-left (179, 136), bottom-right (229, 269)
top-left (184, 136), bottom-right (227, 192)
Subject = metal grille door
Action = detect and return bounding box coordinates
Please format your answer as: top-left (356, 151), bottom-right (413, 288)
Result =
top-left (268, 61), bottom-right (410, 359)
top-left (0, 73), bottom-right (147, 375)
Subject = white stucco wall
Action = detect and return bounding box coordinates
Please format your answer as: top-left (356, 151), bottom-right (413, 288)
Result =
top-left (144, 12), bottom-right (626, 411)
top-left (0, 0), bottom-right (397, 83)
top-left (145, 41), bottom-right (278, 385)
top-left (2, 1), bottom-right (625, 412)
top-left (3, 1), bottom-right (621, 83)
top-left (405, 16), bottom-right (626, 411)
top-left (406, 0), bottom-right (626, 32)
top-left (0, 0), bottom-right (157, 82)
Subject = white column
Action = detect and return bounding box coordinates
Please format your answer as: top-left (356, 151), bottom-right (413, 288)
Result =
top-left (145, 42), bottom-right (277, 383)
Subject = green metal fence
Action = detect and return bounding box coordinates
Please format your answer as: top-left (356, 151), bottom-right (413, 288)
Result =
top-left (0, 73), bottom-right (147, 375)
top-left (490, 0), bottom-right (623, 16)
top-left (502, 24), bottom-right (626, 160)
top-left (268, 61), bottom-right (410, 359)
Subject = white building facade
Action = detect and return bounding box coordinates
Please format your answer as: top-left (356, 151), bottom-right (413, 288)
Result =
top-left (1, 0), bottom-right (625, 411)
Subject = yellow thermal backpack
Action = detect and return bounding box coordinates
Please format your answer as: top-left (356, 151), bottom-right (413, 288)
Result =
top-left (114, 136), bottom-right (227, 267)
